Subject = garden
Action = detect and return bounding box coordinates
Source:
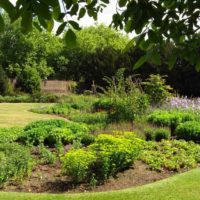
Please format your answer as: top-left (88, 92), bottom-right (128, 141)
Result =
top-left (1, 72), bottom-right (200, 196)
top-left (0, 1), bottom-right (200, 199)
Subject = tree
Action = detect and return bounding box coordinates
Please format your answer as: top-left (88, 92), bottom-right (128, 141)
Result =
top-left (0, 1), bottom-right (199, 69)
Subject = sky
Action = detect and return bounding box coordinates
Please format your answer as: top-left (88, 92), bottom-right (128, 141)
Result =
top-left (10, 0), bottom-right (116, 27)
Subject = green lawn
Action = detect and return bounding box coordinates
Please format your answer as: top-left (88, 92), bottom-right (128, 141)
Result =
top-left (1, 168), bottom-right (200, 200)
top-left (0, 103), bottom-right (63, 127)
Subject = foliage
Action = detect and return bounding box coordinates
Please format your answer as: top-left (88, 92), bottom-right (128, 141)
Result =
top-left (61, 149), bottom-right (97, 183)
top-left (143, 74), bottom-right (172, 106)
top-left (141, 140), bottom-right (200, 172)
top-left (100, 69), bottom-right (149, 122)
top-left (144, 128), bottom-right (170, 142)
top-left (0, 143), bottom-right (32, 186)
top-left (38, 145), bottom-right (57, 165)
top-left (31, 103), bottom-right (72, 115)
top-left (0, 66), bottom-right (9, 95)
top-left (0, 93), bottom-right (59, 103)
top-left (17, 66), bottom-right (41, 94)
top-left (0, 127), bottom-right (23, 143)
top-left (147, 110), bottom-right (197, 135)
top-left (62, 133), bottom-right (143, 183)
top-left (175, 121), bottom-right (200, 142)
top-left (20, 119), bottom-right (89, 146)
top-left (1, 1), bottom-right (199, 69)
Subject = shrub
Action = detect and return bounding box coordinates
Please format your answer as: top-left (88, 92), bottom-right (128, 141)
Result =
top-left (141, 140), bottom-right (200, 171)
top-left (61, 149), bottom-right (97, 183)
top-left (97, 69), bottom-right (149, 122)
top-left (17, 66), bottom-right (41, 94)
top-left (175, 121), bottom-right (200, 142)
top-left (20, 119), bottom-right (89, 146)
top-left (144, 128), bottom-right (170, 141)
top-left (0, 66), bottom-right (9, 95)
top-left (39, 145), bottom-right (57, 164)
top-left (0, 143), bottom-right (33, 186)
top-left (147, 110), bottom-right (196, 135)
top-left (61, 133), bottom-right (143, 183)
top-left (0, 127), bottom-right (23, 143)
top-left (143, 74), bottom-right (172, 106)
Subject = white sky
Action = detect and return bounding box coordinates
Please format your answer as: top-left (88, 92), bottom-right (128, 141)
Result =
top-left (10, 0), bottom-right (116, 27)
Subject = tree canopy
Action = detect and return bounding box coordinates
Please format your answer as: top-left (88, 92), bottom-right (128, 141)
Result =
top-left (0, 0), bottom-right (199, 68)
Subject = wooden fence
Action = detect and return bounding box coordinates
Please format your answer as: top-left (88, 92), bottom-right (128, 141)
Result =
top-left (41, 80), bottom-right (76, 94)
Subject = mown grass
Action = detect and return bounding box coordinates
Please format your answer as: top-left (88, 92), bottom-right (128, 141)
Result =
top-left (0, 103), bottom-right (64, 127)
top-left (1, 168), bottom-right (200, 200)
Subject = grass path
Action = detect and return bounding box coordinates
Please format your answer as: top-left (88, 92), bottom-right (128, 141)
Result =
top-left (0, 103), bottom-right (63, 127)
top-left (1, 168), bottom-right (200, 200)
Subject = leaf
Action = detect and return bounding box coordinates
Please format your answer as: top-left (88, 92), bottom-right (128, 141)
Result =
top-left (70, 3), bottom-right (79, 16)
top-left (101, 0), bottom-right (109, 4)
top-left (21, 10), bottom-right (32, 33)
top-left (118, 0), bottom-right (126, 7)
top-left (133, 55), bottom-right (147, 70)
top-left (32, 1), bottom-right (52, 20)
top-left (123, 38), bottom-right (135, 52)
top-left (68, 20), bottom-right (81, 30)
top-left (56, 22), bottom-right (67, 36)
top-left (0, 0), bottom-right (16, 20)
top-left (168, 54), bottom-right (177, 70)
top-left (64, 29), bottom-right (77, 48)
top-left (46, 19), bottom-right (54, 32)
top-left (150, 50), bottom-right (161, 65)
top-left (78, 7), bottom-right (86, 20)
top-left (0, 14), bottom-right (5, 32)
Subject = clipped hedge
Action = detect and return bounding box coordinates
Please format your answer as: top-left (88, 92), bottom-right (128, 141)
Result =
top-left (175, 121), bottom-right (200, 142)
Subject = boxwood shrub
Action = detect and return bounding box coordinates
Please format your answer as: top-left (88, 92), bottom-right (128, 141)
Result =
top-left (175, 121), bottom-right (200, 142)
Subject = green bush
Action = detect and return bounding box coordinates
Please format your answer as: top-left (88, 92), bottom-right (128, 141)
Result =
top-left (0, 127), bottom-right (23, 143)
top-left (147, 110), bottom-right (196, 135)
top-left (143, 74), bottom-right (172, 106)
top-left (98, 69), bottom-right (149, 122)
top-left (31, 103), bottom-right (72, 115)
top-left (20, 119), bottom-right (89, 146)
top-left (39, 145), bottom-right (57, 164)
top-left (175, 121), bottom-right (200, 142)
top-left (61, 133), bottom-right (143, 183)
top-left (144, 128), bottom-right (170, 141)
top-left (61, 149), bottom-right (97, 183)
top-left (17, 66), bottom-right (41, 94)
top-left (141, 140), bottom-right (200, 171)
top-left (0, 143), bottom-right (33, 186)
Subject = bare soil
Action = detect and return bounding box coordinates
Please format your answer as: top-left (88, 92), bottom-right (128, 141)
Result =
top-left (2, 160), bottom-right (177, 193)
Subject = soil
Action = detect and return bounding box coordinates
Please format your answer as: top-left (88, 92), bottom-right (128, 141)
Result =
top-left (1, 160), bottom-right (177, 194)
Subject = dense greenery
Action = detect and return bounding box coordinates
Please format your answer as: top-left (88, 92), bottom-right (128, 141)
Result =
top-left (0, 143), bottom-right (32, 186)
top-left (175, 121), bottom-right (200, 142)
top-left (141, 140), bottom-right (200, 171)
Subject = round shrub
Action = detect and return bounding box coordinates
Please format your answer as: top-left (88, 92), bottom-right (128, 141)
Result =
top-left (144, 128), bottom-right (170, 141)
top-left (175, 121), bottom-right (200, 142)
top-left (61, 149), bottom-right (97, 183)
